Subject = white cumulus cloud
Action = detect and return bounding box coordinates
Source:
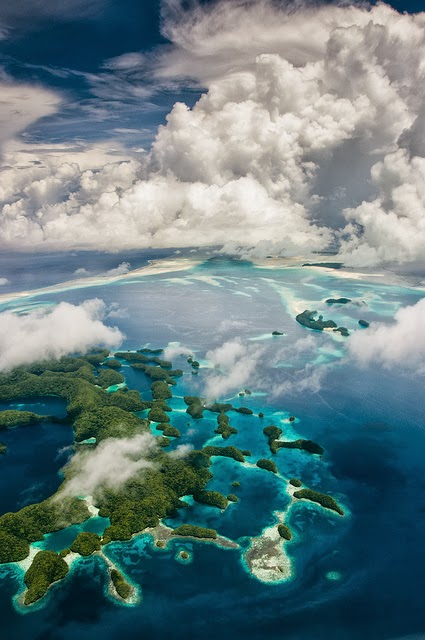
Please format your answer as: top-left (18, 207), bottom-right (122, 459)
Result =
top-left (349, 297), bottom-right (425, 372)
top-left (61, 433), bottom-right (158, 498)
top-left (1, 2), bottom-right (425, 264)
top-left (204, 337), bottom-right (263, 399)
top-left (0, 298), bottom-right (123, 371)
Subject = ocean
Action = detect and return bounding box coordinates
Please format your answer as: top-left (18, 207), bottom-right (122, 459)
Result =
top-left (0, 252), bottom-right (424, 640)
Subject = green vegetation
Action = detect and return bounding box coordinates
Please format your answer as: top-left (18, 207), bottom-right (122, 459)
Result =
top-left (274, 439), bottom-right (324, 455)
top-left (0, 497), bottom-right (90, 564)
top-left (95, 450), bottom-right (213, 541)
top-left (0, 441), bottom-right (7, 454)
top-left (235, 407), bottom-right (253, 415)
top-left (277, 524), bottom-right (292, 540)
top-left (256, 459), bottom-right (278, 473)
top-left (263, 425), bottom-right (283, 443)
top-left (272, 331), bottom-right (283, 335)
top-left (148, 405), bottom-right (170, 423)
top-left (295, 310), bottom-right (337, 331)
top-left (302, 262), bottom-right (343, 269)
top-left (70, 532), bottom-right (101, 556)
top-left (289, 416), bottom-right (295, 422)
top-left (184, 396), bottom-right (205, 419)
top-left (289, 478), bottom-right (302, 487)
top-left (0, 410), bottom-right (46, 429)
top-left (73, 406), bottom-right (150, 442)
top-left (97, 368), bottom-right (125, 389)
top-left (191, 361), bottom-right (200, 368)
top-left (326, 298), bottom-right (351, 305)
top-left (59, 548), bottom-right (70, 558)
top-left (172, 524), bottom-right (217, 539)
top-left (241, 449), bottom-right (251, 457)
top-left (359, 319), bottom-right (369, 328)
top-left (0, 529), bottom-right (29, 563)
top-left (293, 489), bottom-right (344, 515)
top-left (215, 413), bottom-right (237, 439)
top-left (162, 425), bottom-right (181, 438)
top-left (179, 550), bottom-right (190, 560)
top-left (24, 550), bottom-right (68, 605)
top-left (110, 569), bottom-right (132, 599)
top-left (156, 540), bottom-right (165, 548)
top-left (231, 481), bottom-right (240, 488)
top-left (103, 359), bottom-right (122, 369)
top-left (258, 412), bottom-right (264, 418)
top-left (227, 494), bottom-right (238, 502)
top-left (194, 490), bottom-right (228, 509)
top-left (130, 363), bottom-right (182, 385)
top-left (203, 445), bottom-right (245, 463)
top-left (333, 327), bottom-right (349, 337)
top-left (206, 403), bottom-right (234, 413)
top-left (151, 381), bottom-right (172, 400)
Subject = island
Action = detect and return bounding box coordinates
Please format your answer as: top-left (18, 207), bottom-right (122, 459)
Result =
top-left (358, 319), bottom-right (370, 328)
top-left (326, 298), bottom-right (351, 305)
top-left (296, 310), bottom-right (337, 331)
top-left (0, 344), bottom-right (345, 608)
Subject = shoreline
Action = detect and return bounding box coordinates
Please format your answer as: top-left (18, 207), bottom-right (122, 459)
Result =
top-left (0, 257), bottom-right (202, 306)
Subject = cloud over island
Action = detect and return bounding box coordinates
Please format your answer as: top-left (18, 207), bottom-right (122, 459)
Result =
top-left (0, 299), bottom-right (123, 371)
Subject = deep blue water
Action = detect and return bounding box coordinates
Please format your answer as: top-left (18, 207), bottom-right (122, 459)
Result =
top-left (0, 255), bottom-right (424, 639)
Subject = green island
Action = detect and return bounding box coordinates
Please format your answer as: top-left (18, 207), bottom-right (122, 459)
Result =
top-left (263, 426), bottom-right (324, 455)
top-left (23, 550), bottom-right (69, 605)
top-left (326, 298), bottom-right (351, 305)
top-left (0, 441), bottom-right (7, 454)
top-left (172, 524), bottom-right (217, 539)
top-left (110, 569), bottom-right (132, 600)
top-left (194, 490), bottom-right (228, 509)
top-left (0, 410), bottom-right (50, 429)
top-left (215, 413), bottom-right (237, 439)
top-left (277, 524), bottom-right (292, 540)
top-left (70, 532), bottom-right (101, 556)
top-left (179, 550), bottom-right (190, 560)
top-left (256, 459), bottom-right (278, 474)
top-left (293, 489), bottom-right (344, 515)
top-left (272, 331), bottom-right (283, 335)
top-left (295, 310), bottom-right (337, 331)
top-left (289, 478), bottom-right (302, 487)
top-left (358, 319), bottom-right (370, 328)
top-left (0, 344), bottom-right (345, 606)
top-left (184, 396), bottom-right (205, 419)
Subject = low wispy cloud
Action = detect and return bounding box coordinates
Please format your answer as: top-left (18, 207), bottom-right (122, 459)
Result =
top-left (349, 298), bottom-right (425, 373)
top-left (163, 342), bottom-right (194, 361)
top-left (0, 298), bottom-right (123, 371)
top-left (0, 277), bottom-right (9, 286)
top-left (204, 337), bottom-right (263, 400)
top-left (272, 363), bottom-right (328, 397)
top-left (60, 433), bottom-right (158, 498)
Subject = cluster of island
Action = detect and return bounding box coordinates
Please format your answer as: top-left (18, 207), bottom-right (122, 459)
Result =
top-left (0, 342), bottom-right (345, 608)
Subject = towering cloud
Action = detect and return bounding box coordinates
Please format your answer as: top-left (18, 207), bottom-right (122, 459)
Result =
top-left (1, 1), bottom-right (425, 264)
top-left (0, 298), bottom-right (123, 371)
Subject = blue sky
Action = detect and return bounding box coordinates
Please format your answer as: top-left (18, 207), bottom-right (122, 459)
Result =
top-left (0, 0), bottom-right (421, 148)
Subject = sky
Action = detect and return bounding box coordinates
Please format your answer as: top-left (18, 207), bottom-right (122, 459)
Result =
top-left (1, 0), bottom-right (425, 264)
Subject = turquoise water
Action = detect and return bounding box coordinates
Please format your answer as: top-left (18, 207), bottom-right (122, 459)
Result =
top-left (0, 256), bottom-right (424, 639)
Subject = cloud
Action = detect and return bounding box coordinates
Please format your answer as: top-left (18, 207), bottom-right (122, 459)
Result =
top-left (105, 261), bottom-right (131, 276)
top-left (272, 363), bottom-right (328, 396)
top-left (1, 2), bottom-right (425, 264)
top-left (204, 337), bottom-right (263, 399)
top-left (74, 267), bottom-right (90, 276)
top-left (349, 298), bottom-right (425, 372)
top-left (0, 298), bottom-right (123, 371)
top-left (60, 433), bottom-right (158, 498)
top-left (169, 444), bottom-right (194, 458)
top-left (0, 277), bottom-right (9, 286)
top-left (163, 342), bottom-right (194, 360)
